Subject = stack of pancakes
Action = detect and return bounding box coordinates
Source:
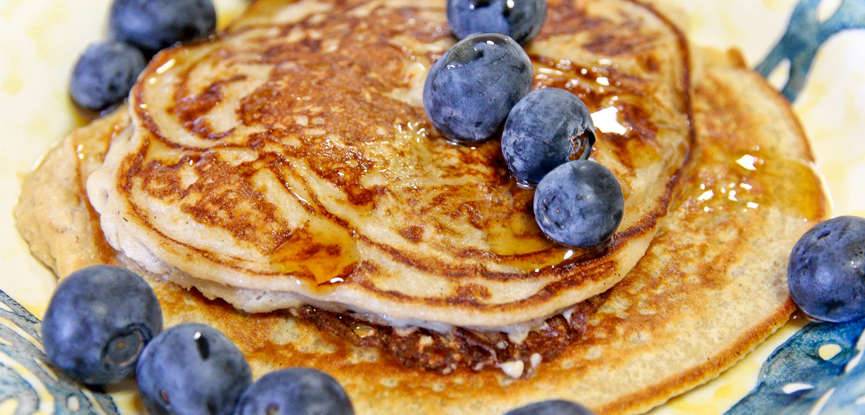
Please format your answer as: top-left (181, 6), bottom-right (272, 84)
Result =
top-left (15, 0), bottom-right (828, 413)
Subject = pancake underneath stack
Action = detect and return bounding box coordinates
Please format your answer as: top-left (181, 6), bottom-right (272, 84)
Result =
top-left (15, 0), bottom-right (827, 414)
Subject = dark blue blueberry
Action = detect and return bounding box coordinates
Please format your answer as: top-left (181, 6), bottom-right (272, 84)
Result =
top-left (447, 0), bottom-right (547, 45)
top-left (788, 216), bottom-right (865, 322)
top-left (136, 323), bottom-right (252, 415)
top-left (109, 0), bottom-right (216, 57)
top-left (233, 368), bottom-right (354, 415)
top-left (502, 88), bottom-right (595, 187)
top-left (41, 265), bottom-right (162, 386)
top-left (69, 41), bottom-right (146, 113)
top-left (423, 33), bottom-right (533, 143)
top-left (504, 400), bottom-right (595, 415)
top-left (533, 160), bottom-right (624, 248)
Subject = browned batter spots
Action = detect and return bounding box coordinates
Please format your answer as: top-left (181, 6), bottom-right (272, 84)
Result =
top-left (450, 284), bottom-right (493, 301)
top-left (101, 0), bottom-right (694, 325)
top-left (294, 293), bottom-right (607, 377)
top-left (537, 0), bottom-right (604, 39)
top-left (172, 74), bottom-right (248, 139)
top-left (231, 5), bottom-right (449, 149)
top-left (399, 225), bottom-right (424, 243)
top-left (134, 147), bottom-right (295, 253)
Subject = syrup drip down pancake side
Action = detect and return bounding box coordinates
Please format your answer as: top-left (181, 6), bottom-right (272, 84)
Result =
top-left (84, 0), bottom-right (693, 328)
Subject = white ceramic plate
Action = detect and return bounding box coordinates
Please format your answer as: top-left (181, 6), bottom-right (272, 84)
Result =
top-left (1, 0), bottom-right (863, 413)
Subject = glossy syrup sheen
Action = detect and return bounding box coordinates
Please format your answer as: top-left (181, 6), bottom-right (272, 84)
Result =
top-left (89, 0), bottom-right (694, 324)
top-left (146, 51), bottom-right (828, 415)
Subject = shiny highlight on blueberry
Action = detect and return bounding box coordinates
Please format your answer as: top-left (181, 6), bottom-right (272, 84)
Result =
top-left (41, 265), bottom-right (162, 386)
top-left (136, 323), bottom-right (252, 415)
top-left (502, 88), bottom-right (596, 186)
top-left (423, 33), bottom-right (533, 143)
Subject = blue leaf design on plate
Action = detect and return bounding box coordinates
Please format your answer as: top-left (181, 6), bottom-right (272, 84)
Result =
top-left (756, 0), bottom-right (865, 102)
top-left (725, 319), bottom-right (865, 415)
top-left (0, 290), bottom-right (120, 415)
top-left (729, 1), bottom-right (865, 413)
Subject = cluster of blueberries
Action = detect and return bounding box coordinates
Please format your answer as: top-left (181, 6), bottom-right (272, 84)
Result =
top-left (426, 0), bottom-right (624, 249)
top-left (42, 265), bottom-right (356, 415)
top-left (69, 0), bottom-right (217, 113)
top-left (438, 1), bottom-right (865, 327)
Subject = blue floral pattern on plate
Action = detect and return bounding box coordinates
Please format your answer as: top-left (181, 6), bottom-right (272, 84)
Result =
top-left (725, 318), bottom-right (865, 415)
top-left (0, 290), bottom-right (119, 415)
top-left (756, 0), bottom-right (865, 102)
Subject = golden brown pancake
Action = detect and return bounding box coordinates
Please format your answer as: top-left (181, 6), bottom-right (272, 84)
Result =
top-left (83, 0), bottom-right (693, 328)
top-left (14, 0), bottom-right (829, 413)
top-left (15, 46), bottom-right (827, 414)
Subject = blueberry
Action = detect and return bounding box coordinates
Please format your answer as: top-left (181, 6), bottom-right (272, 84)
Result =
top-left (69, 41), bottom-right (146, 113)
top-left (502, 88), bottom-right (596, 186)
top-left (788, 216), bottom-right (865, 323)
top-left (109, 0), bottom-right (216, 57)
top-left (447, 0), bottom-right (547, 45)
top-left (234, 368), bottom-right (354, 415)
top-left (423, 33), bottom-right (533, 143)
top-left (533, 160), bottom-right (624, 248)
top-left (41, 265), bottom-right (162, 386)
top-left (504, 400), bottom-right (596, 415)
top-left (136, 323), bottom-right (252, 415)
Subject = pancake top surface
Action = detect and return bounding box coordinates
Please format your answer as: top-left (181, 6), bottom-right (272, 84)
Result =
top-left (86, 0), bottom-right (692, 326)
